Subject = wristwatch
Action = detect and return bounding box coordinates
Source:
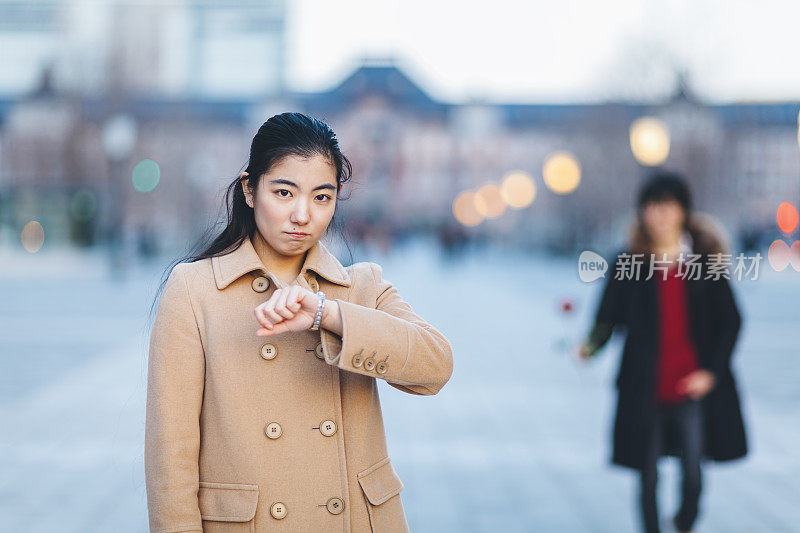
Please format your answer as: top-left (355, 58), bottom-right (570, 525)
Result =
top-left (310, 290), bottom-right (326, 331)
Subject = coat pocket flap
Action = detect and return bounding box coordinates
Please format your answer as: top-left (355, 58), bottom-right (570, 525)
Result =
top-left (198, 481), bottom-right (259, 521)
top-left (357, 456), bottom-right (404, 506)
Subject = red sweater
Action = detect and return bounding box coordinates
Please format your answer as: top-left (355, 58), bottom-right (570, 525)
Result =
top-left (655, 265), bottom-right (699, 404)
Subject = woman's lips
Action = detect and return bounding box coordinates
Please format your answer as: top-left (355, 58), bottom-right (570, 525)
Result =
top-left (286, 232), bottom-right (309, 239)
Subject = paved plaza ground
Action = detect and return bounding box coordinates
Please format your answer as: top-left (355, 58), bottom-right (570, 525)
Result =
top-left (1, 239), bottom-right (798, 532)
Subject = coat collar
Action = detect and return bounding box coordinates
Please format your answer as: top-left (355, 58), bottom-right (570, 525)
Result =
top-left (626, 210), bottom-right (730, 258)
top-left (211, 234), bottom-right (351, 290)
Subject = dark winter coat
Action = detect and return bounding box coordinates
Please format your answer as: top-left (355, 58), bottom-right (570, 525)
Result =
top-left (586, 212), bottom-right (748, 470)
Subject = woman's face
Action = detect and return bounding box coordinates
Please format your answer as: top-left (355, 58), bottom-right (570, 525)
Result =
top-left (242, 153), bottom-right (338, 257)
top-left (642, 198), bottom-right (685, 245)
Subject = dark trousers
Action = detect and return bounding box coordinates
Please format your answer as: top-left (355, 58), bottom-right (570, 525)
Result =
top-left (639, 398), bottom-right (704, 533)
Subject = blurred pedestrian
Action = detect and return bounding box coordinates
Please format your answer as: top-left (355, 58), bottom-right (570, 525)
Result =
top-left (145, 112), bottom-right (453, 532)
top-left (578, 170), bottom-right (748, 533)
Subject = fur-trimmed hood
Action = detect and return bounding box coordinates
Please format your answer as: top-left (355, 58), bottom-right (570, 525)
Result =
top-left (627, 210), bottom-right (732, 257)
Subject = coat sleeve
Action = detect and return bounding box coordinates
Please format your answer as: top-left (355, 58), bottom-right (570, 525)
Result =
top-left (701, 276), bottom-right (743, 378)
top-left (144, 263), bottom-right (205, 533)
top-left (584, 251), bottom-right (628, 358)
top-left (319, 262), bottom-right (454, 396)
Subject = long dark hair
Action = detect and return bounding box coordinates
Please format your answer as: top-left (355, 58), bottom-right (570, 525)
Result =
top-left (148, 112), bottom-right (353, 323)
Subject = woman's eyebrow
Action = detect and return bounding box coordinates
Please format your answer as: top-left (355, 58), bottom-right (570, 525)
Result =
top-left (269, 178), bottom-right (336, 191)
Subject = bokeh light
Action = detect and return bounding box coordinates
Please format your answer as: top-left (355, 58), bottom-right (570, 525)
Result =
top-left (542, 151), bottom-right (581, 194)
top-left (630, 117), bottom-right (670, 166)
top-left (452, 191), bottom-right (485, 227)
top-left (21, 221), bottom-right (44, 253)
top-left (790, 241), bottom-right (800, 272)
top-left (500, 170), bottom-right (536, 208)
top-left (132, 158), bottom-right (161, 193)
top-left (776, 202), bottom-right (799, 234)
top-left (475, 183), bottom-right (507, 218)
top-left (768, 239), bottom-right (790, 271)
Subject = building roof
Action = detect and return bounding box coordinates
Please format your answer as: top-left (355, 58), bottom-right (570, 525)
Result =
top-left (293, 59), bottom-right (449, 117)
top-left (0, 61), bottom-right (797, 130)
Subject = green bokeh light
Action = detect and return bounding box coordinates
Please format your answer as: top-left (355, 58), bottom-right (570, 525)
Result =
top-left (132, 159), bottom-right (160, 193)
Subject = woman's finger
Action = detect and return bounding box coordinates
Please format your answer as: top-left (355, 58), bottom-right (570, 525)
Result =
top-left (288, 286), bottom-right (304, 312)
top-left (274, 287), bottom-right (295, 320)
top-left (257, 321), bottom-right (289, 337)
top-left (261, 291), bottom-right (286, 324)
top-left (676, 376), bottom-right (690, 394)
top-left (254, 302), bottom-right (274, 329)
top-left (256, 291), bottom-right (279, 325)
top-left (263, 305), bottom-right (284, 324)
top-left (685, 376), bottom-right (702, 396)
top-left (254, 304), bottom-right (273, 329)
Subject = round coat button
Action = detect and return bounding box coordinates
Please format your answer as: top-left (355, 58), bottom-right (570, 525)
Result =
top-left (351, 353), bottom-right (364, 368)
top-left (260, 343), bottom-right (278, 360)
top-left (376, 361), bottom-right (388, 374)
top-left (252, 276), bottom-right (270, 292)
top-left (363, 357), bottom-right (376, 371)
top-left (265, 422), bottom-right (282, 439)
top-left (315, 343), bottom-right (325, 360)
top-left (270, 501), bottom-right (287, 519)
top-left (326, 497), bottom-right (344, 515)
top-left (309, 278), bottom-right (319, 292)
top-left (319, 419), bottom-right (337, 437)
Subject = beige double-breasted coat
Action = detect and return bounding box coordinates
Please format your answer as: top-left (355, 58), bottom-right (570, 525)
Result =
top-left (145, 235), bottom-right (454, 532)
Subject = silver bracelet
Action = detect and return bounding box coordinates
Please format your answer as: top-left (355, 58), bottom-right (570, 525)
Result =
top-left (310, 290), bottom-right (326, 331)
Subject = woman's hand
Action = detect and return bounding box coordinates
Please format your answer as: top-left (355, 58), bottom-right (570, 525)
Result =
top-left (576, 343), bottom-right (592, 362)
top-left (254, 286), bottom-right (319, 337)
top-left (677, 369), bottom-right (716, 399)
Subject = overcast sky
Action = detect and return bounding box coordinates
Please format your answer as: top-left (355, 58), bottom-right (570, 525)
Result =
top-left (286, 0), bottom-right (800, 104)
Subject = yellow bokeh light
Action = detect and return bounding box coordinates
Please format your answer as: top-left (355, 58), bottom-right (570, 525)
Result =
top-left (500, 171), bottom-right (536, 208)
top-left (475, 183), bottom-right (506, 218)
top-left (21, 221), bottom-right (44, 253)
top-left (630, 117), bottom-right (670, 166)
top-left (543, 151), bottom-right (581, 195)
top-left (452, 191), bottom-right (485, 227)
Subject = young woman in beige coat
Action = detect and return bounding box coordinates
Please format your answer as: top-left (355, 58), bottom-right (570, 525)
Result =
top-left (145, 112), bottom-right (454, 532)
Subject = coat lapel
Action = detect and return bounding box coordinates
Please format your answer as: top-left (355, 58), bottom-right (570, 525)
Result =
top-left (302, 237), bottom-right (352, 287)
top-left (211, 235), bottom-right (351, 290)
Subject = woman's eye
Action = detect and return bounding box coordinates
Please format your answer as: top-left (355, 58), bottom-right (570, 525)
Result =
top-left (275, 189), bottom-right (291, 198)
top-left (316, 194), bottom-right (332, 202)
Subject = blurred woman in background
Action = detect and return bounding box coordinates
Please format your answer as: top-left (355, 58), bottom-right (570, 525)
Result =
top-left (578, 170), bottom-right (747, 533)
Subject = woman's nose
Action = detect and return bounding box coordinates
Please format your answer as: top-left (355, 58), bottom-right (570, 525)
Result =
top-left (290, 201), bottom-right (310, 224)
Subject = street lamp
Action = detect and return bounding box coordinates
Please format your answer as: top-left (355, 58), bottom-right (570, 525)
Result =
top-left (629, 117), bottom-right (670, 166)
top-left (101, 113), bottom-right (138, 277)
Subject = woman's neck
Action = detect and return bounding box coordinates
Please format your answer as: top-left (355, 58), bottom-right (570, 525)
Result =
top-left (251, 232), bottom-right (306, 285)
